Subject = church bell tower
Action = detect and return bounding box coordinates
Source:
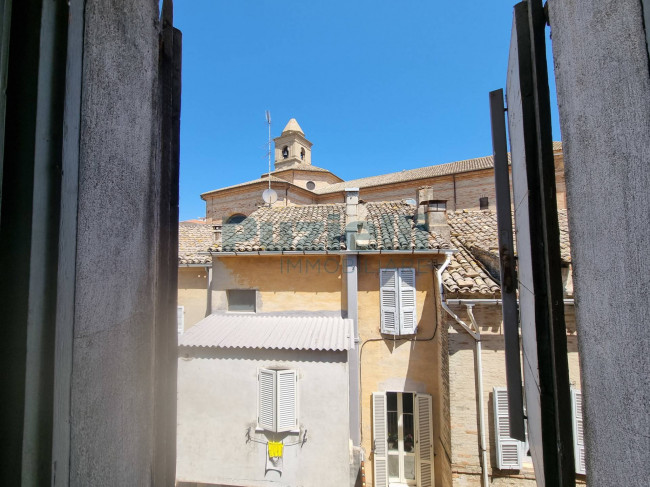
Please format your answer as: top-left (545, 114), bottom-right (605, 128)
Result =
top-left (273, 118), bottom-right (313, 170)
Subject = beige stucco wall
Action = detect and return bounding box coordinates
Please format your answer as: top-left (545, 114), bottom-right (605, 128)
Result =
top-left (357, 254), bottom-right (451, 487)
top-left (177, 266), bottom-right (209, 332)
top-left (211, 255), bottom-right (343, 313)
top-left (445, 304), bottom-right (583, 486)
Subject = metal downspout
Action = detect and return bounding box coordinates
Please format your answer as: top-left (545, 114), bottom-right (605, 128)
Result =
top-left (466, 305), bottom-right (490, 487)
top-left (436, 255), bottom-right (489, 487)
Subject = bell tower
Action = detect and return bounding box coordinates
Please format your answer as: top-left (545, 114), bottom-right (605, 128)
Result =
top-left (273, 118), bottom-right (313, 170)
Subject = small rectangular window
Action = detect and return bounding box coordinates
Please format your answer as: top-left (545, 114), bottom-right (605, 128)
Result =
top-left (380, 268), bottom-right (417, 335)
top-left (227, 289), bottom-right (256, 312)
top-left (480, 196), bottom-right (489, 210)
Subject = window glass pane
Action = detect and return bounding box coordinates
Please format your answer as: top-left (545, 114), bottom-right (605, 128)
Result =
top-left (388, 454), bottom-right (399, 478)
top-left (387, 392), bottom-right (397, 412)
top-left (227, 289), bottom-right (256, 312)
top-left (403, 392), bottom-right (413, 414)
top-left (403, 413), bottom-right (414, 453)
top-left (404, 455), bottom-right (416, 480)
top-left (387, 411), bottom-right (398, 451)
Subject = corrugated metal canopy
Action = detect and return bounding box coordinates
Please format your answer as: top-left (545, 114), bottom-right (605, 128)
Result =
top-left (179, 313), bottom-right (353, 352)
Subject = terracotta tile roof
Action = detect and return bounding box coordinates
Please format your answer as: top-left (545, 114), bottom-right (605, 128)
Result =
top-left (442, 237), bottom-right (501, 296)
top-left (211, 201), bottom-right (450, 252)
top-left (314, 142), bottom-right (562, 195)
top-left (178, 222), bottom-right (213, 265)
top-left (365, 202), bottom-right (451, 250)
top-left (443, 207), bottom-right (571, 297)
top-left (448, 209), bottom-right (571, 264)
top-left (213, 204), bottom-right (347, 252)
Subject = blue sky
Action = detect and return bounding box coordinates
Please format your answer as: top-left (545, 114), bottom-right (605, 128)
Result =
top-left (174, 1), bottom-right (560, 221)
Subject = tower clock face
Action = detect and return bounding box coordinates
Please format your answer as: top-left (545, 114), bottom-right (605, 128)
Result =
top-left (282, 147), bottom-right (289, 159)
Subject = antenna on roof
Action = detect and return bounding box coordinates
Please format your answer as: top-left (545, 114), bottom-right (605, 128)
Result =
top-left (263, 110), bottom-right (278, 206)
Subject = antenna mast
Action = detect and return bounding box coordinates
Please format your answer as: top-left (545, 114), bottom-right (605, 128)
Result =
top-left (266, 110), bottom-right (272, 195)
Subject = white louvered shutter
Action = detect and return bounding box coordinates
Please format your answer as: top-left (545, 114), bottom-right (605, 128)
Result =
top-left (399, 268), bottom-right (417, 334)
top-left (572, 389), bottom-right (586, 475)
top-left (177, 306), bottom-right (184, 335)
top-left (493, 387), bottom-right (522, 469)
top-left (277, 370), bottom-right (298, 432)
top-left (415, 393), bottom-right (434, 487)
top-left (372, 392), bottom-right (388, 487)
top-left (380, 269), bottom-right (398, 335)
top-left (258, 369), bottom-right (276, 431)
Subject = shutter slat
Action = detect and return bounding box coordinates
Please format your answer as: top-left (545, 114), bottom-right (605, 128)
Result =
top-left (380, 269), bottom-right (398, 335)
top-left (415, 393), bottom-right (434, 487)
top-left (399, 268), bottom-right (417, 334)
top-left (372, 393), bottom-right (388, 487)
top-left (493, 387), bottom-right (522, 469)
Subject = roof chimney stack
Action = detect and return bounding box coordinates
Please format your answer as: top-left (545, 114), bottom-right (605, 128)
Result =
top-left (416, 186), bottom-right (450, 242)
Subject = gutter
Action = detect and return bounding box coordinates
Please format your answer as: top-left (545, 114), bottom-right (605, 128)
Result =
top-left (205, 249), bottom-right (457, 257)
top-left (445, 298), bottom-right (574, 306)
top-left (436, 254), bottom-right (488, 487)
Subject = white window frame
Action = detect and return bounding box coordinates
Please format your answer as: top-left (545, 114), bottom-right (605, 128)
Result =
top-left (257, 368), bottom-right (298, 433)
top-left (372, 391), bottom-right (433, 487)
top-left (380, 268), bottom-right (417, 335)
top-left (177, 305), bottom-right (184, 335)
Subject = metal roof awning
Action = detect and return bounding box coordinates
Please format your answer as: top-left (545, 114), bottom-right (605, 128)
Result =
top-left (179, 313), bottom-right (353, 352)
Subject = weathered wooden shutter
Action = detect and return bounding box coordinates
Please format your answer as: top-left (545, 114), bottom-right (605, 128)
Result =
top-left (399, 268), bottom-right (417, 334)
top-left (415, 393), bottom-right (434, 487)
top-left (380, 269), bottom-right (398, 335)
top-left (372, 392), bottom-right (388, 487)
top-left (572, 389), bottom-right (586, 475)
top-left (277, 370), bottom-right (297, 432)
top-left (493, 387), bottom-right (522, 469)
top-left (258, 369), bottom-right (276, 431)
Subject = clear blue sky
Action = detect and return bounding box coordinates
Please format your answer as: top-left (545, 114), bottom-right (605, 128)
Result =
top-left (174, 1), bottom-right (560, 221)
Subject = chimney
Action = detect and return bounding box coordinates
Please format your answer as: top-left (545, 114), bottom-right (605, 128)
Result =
top-left (345, 188), bottom-right (370, 249)
top-left (416, 186), bottom-right (450, 242)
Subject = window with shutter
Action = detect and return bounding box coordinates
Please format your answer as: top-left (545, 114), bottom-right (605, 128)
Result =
top-left (571, 389), bottom-right (586, 475)
top-left (380, 269), bottom-right (398, 335)
top-left (399, 268), bottom-right (417, 334)
top-left (372, 392), bottom-right (389, 487)
top-left (258, 369), bottom-right (298, 433)
top-left (415, 393), bottom-right (433, 487)
top-left (380, 268), bottom-right (417, 335)
top-left (493, 387), bottom-right (523, 469)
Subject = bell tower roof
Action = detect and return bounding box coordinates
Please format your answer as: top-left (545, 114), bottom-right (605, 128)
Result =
top-left (281, 118), bottom-right (304, 135)
top-left (274, 118), bottom-right (313, 170)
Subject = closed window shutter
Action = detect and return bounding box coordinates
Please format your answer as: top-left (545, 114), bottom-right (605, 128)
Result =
top-left (415, 393), bottom-right (434, 487)
top-left (276, 370), bottom-right (297, 432)
top-left (258, 369), bottom-right (276, 431)
top-left (372, 392), bottom-right (388, 487)
top-left (380, 269), bottom-right (398, 335)
top-left (177, 306), bottom-right (184, 335)
top-left (399, 268), bottom-right (417, 334)
top-left (493, 387), bottom-right (522, 469)
top-left (572, 389), bottom-right (586, 475)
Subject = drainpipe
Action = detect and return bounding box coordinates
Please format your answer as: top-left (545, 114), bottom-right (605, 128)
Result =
top-left (345, 188), bottom-right (361, 446)
top-left (436, 255), bottom-right (489, 487)
top-left (466, 305), bottom-right (489, 487)
top-left (205, 265), bottom-right (212, 316)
